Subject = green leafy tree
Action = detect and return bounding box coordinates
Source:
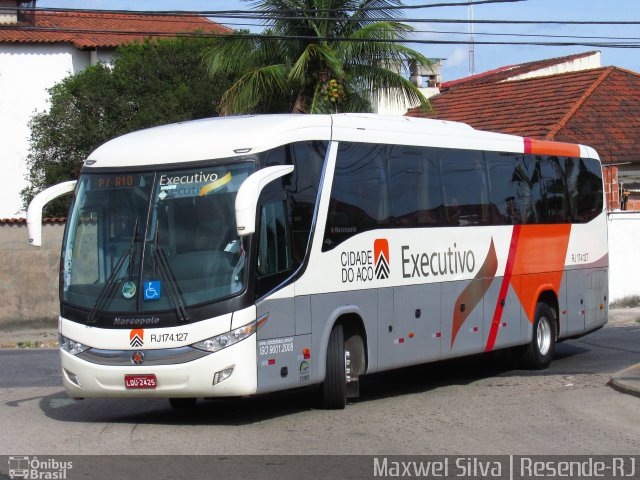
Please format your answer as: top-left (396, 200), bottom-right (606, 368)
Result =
top-left (23, 36), bottom-right (232, 216)
top-left (205, 0), bottom-right (431, 115)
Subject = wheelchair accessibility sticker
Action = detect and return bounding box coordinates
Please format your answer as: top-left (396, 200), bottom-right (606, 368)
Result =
top-left (144, 280), bottom-right (161, 301)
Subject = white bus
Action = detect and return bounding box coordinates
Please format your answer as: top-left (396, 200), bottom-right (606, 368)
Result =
top-left (28, 114), bottom-right (608, 409)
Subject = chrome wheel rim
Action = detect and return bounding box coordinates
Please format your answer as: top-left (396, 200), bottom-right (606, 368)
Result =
top-left (344, 349), bottom-right (352, 383)
top-left (537, 316), bottom-right (552, 356)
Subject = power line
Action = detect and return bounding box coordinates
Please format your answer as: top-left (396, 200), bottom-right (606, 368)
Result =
top-left (20, 1), bottom-right (527, 16)
top-left (8, 25), bottom-right (640, 48)
top-left (13, 7), bottom-right (640, 25)
top-left (386, 0), bottom-right (527, 9)
top-left (210, 15), bottom-right (640, 25)
top-left (20, 11), bottom-right (640, 41)
top-left (411, 29), bottom-right (640, 41)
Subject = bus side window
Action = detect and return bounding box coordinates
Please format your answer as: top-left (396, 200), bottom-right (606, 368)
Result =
top-left (535, 155), bottom-right (570, 223)
top-left (440, 149), bottom-right (491, 226)
top-left (256, 200), bottom-right (292, 297)
top-left (323, 142), bottom-right (390, 251)
top-left (486, 152), bottom-right (530, 225)
top-left (257, 141), bottom-right (328, 266)
top-left (566, 157), bottom-right (603, 222)
top-left (388, 146), bottom-right (444, 227)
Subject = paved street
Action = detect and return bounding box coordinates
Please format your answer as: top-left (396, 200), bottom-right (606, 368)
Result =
top-left (0, 319), bottom-right (639, 456)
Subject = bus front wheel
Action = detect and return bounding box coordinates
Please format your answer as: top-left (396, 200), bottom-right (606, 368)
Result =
top-left (521, 302), bottom-right (556, 369)
top-left (322, 324), bottom-right (347, 409)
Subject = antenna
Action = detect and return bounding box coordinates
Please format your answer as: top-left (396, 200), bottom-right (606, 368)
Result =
top-left (468, 0), bottom-right (475, 75)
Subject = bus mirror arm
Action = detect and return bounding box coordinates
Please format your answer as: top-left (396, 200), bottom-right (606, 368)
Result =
top-left (235, 165), bottom-right (294, 236)
top-left (26, 180), bottom-right (77, 247)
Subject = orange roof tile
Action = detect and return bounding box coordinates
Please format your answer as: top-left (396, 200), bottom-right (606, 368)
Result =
top-left (0, 10), bottom-right (230, 49)
top-left (407, 67), bottom-right (640, 166)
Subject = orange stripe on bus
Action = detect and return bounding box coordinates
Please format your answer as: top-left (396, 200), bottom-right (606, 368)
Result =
top-left (510, 224), bottom-right (572, 322)
top-left (524, 138), bottom-right (581, 157)
top-left (485, 225), bottom-right (521, 352)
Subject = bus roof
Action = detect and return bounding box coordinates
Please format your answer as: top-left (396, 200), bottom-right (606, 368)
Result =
top-left (83, 114), bottom-right (586, 169)
top-left (85, 114), bottom-right (332, 168)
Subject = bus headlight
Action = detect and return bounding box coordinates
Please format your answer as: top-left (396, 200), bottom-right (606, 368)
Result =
top-left (59, 334), bottom-right (90, 355)
top-left (192, 321), bottom-right (256, 353)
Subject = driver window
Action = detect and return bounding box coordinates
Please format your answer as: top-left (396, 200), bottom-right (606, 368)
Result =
top-left (257, 201), bottom-right (291, 277)
top-left (70, 209), bottom-right (100, 285)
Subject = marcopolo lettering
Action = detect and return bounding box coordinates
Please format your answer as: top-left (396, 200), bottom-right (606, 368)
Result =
top-left (401, 243), bottom-right (476, 279)
top-left (114, 316), bottom-right (160, 326)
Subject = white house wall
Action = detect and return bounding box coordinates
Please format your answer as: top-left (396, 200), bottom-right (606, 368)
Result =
top-left (608, 212), bottom-right (640, 302)
top-left (372, 87), bottom-right (440, 116)
top-left (0, 43), bottom-right (109, 218)
top-left (507, 52), bottom-right (602, 82)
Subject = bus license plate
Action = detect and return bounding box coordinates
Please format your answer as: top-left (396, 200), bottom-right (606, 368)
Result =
top-left (124, 374), bottom-right (157, 389)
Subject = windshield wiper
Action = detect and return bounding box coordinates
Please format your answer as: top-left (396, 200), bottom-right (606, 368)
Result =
top-left (88, 218), bottom-right (139, 323)
top-left (153, 246), bottom-right (191, 323)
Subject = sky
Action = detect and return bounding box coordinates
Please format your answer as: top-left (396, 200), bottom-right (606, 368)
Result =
top-left (37, 0), bottom-right (640, 83)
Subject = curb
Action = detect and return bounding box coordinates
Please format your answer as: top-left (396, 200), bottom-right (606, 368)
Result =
top-left (608, 364), bottom-right (640, 399)
top-left (0, 340), bottom-right (58, 349)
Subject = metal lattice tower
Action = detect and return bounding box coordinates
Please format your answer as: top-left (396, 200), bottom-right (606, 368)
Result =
top-left (468, 1), bottom-right (475, 75)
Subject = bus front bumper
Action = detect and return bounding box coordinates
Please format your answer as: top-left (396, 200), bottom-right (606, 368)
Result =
top-left (60, 335), bottom-right (257, 398)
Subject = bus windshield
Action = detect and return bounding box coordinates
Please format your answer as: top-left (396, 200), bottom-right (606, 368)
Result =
top-left (62, 162), bottom-right (255, 320)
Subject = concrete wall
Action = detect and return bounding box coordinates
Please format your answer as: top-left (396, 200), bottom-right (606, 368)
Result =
top-left (0, 222), bottom-right (63, 327)
top-left (608, 212), bottom-right (640, 302)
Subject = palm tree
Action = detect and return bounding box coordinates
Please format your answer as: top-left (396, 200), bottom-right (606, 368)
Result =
top-left (205, 0), bottom-right (432, 115)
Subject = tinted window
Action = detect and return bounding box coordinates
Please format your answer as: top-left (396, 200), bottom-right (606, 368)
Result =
top-left (258, 201), bottom-right (291, 277)
top-left (388, 146), bottom-right (444, 227)
top-left (488, 153), bottom-right (602, 225)
top-left (322, 144), bottom-right (602, 250)
top-left (323, 143), bottom-right (390, 251)
top-left (532, 155), bottom-right (570, 223)
top-left (486, 152), bottom-right (529, 224)
top-left (255, 181), bottom-right (293, 298)
top-left (258, 141), bottom-right (327, 266)
top-left (440, 149), bottom-right (491, 226)
top-left (566, 157), bottom-right (603, 222)
top-left (509, 154), bottom-right (542, 224)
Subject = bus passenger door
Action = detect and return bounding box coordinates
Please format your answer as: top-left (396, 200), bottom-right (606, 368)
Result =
top-left (441, 279), bottom-right (484, 359)
top-left (254, 200), bottom-right (303, 393)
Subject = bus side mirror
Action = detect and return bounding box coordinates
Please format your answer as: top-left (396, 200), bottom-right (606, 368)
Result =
top-left (235, 165), bottom-right (294, 237)
top-left (26, 180), bottom-right (77, 247)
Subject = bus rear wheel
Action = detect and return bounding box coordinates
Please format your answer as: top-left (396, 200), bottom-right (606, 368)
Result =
top-left (521, 302), bottom-right (556, 369)
top-left (322, 324), bottom-right (347, 409)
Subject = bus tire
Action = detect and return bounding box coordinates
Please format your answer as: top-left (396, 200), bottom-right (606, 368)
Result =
top-left (322, 324), bottom-right (347, 409)
top-left (169, 397), bottom-right (197, 409)
top-left (521, 302), bottom-right (556, 370)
